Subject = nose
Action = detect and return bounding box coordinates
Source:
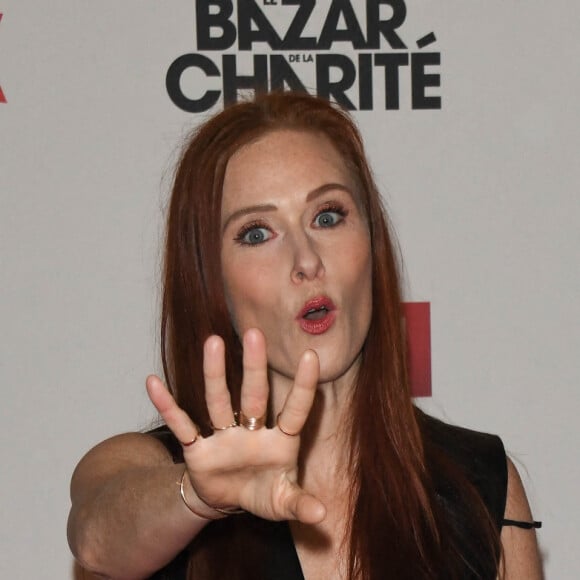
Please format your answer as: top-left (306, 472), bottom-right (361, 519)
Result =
top-left (290, 231), bottom-right (325, 284)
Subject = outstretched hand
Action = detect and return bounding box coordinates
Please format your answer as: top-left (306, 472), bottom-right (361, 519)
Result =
top-left (146, 328), bottom-right (326, 525)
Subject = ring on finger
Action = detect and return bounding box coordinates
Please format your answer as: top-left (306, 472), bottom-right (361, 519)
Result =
top-left (276, 412), bottom-right (300, 437)
top-left (239, 411), bottom-right (266, 431)
top-left (211, 418), bottom-right (238, 430)
top-left (180, 433), bottom-right (199, 447)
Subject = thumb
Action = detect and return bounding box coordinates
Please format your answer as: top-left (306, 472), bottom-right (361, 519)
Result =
top-left (287, 490), bottom-right (326, 524)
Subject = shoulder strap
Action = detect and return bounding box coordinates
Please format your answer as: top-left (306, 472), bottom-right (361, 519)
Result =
top-left (502, 518), bottom-right (542, 529)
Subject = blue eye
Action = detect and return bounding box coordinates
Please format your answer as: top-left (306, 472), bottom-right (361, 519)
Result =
top-left (314, 210), bottom-right (343, 228)
top-left (239, 226), bottom-right (272, 245)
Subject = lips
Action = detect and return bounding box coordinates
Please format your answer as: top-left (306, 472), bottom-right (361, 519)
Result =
top-left (296, 296), bottom-right (337, 335)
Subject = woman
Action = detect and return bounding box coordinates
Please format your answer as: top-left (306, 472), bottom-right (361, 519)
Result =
top-left (67, 92), bottom-right (542, 579)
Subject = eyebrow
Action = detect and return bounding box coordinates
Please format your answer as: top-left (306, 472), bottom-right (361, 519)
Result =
top-left (222, 183), bottom-right (354, 232)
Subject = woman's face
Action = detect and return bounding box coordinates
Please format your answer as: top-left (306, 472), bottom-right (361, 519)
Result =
top-left (220, 130), bottom-right (372, 384)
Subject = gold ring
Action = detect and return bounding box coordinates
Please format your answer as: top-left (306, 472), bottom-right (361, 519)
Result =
top-left (180, 434), bottom-right (198, 447)
top-left (211, 419), bottom-right (238, 430)
top-left (276, 412), bottom-right (300, 437)
top-left (238, 411), bottom-right (266, 431)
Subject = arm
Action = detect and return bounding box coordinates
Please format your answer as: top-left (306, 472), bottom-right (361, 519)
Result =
top-left (499, 458), bottom-right (543, 579)
top-left (67, 330), bottom-right (325, 579)
top-left (67, 432), bottom-right (213, 580)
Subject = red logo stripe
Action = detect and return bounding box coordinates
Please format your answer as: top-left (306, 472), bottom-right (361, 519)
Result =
top-left (403, 302), bottom-right (432, 397)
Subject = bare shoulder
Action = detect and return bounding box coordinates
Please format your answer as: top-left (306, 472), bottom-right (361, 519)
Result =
top-left (70, 431), bottom-right (173, 500)
top-left (500, 457), bottom-right (544, 579)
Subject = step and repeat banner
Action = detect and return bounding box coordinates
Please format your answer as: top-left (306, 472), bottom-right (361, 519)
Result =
top-left (1, 2), bottom-right (578, 578)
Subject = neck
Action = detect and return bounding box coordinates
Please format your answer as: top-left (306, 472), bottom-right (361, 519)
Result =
top-left (269, 360), bottom-right (359, 482)
top-left (270, 359), bottom-right (357, 433)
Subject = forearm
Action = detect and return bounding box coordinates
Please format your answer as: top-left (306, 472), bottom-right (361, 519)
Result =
top-left (67, 435), bottom-right (214, 579)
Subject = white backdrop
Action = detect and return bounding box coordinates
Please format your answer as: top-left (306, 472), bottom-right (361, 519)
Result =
top-left (1, 2), bottom-right (578, 578)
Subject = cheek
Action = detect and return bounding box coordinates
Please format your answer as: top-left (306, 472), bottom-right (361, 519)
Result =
top-left (358, 257), bottom-right (373, 320)
top-left (341, 235), bottom-right (372, 285)
top-left (341, 238), bottom-right (373, 321)
top-left (222, 259), bottom-right (278, 330)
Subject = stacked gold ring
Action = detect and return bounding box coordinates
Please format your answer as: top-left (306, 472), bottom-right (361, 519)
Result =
top-left (238, 411), bottom-right (266, 431)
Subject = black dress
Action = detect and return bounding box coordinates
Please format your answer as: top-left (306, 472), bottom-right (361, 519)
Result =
top-left (148, 413), bottom-right (509, 580)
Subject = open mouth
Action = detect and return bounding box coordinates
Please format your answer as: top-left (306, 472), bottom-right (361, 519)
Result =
top-left (297, 297), bottom-right (336, 335)
top-left (303, 306), bottom-right (330, 321)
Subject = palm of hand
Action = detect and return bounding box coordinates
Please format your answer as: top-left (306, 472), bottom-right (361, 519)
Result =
top-left (185, 425), bottom-right (302, 520)
top-left (146, 328), bottom-right (325, 524)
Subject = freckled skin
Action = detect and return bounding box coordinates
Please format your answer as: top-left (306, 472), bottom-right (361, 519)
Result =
top-left (220, 130), bottom-right (373, 387)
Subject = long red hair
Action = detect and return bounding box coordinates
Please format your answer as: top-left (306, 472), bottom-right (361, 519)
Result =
top-left (161, 92), bottom-right (499, 579)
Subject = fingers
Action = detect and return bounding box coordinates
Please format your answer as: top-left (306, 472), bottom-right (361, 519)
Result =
top-left (204, 329), bottom-right (269, 431)
top-left (277, 349), bottom-right (319, 437)
top-left (203, 336), bottom-right (236, 430)
top-left (240, 329), bottom-right (269, 420)
top-left (146, 375), bottom-right (200, 446)
top-left (287, 488), bottom-right (326, 524)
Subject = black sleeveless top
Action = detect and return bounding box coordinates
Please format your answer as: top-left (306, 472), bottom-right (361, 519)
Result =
top-left (148, 414), bottom-right (508, 580)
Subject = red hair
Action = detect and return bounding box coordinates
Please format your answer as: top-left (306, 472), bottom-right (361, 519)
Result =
top-left (161, 92), bottom-right (499, 578)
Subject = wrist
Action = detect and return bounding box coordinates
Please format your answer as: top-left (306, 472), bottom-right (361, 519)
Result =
top-left (178, 468), bottom-right (244, 520)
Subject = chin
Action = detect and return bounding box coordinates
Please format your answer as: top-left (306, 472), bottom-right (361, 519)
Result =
top-left (316, 353), bottom-right (362, 386)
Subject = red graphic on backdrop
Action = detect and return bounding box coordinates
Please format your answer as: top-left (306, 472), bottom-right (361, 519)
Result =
top-left (0, 13), bottom-right (5, 103)
top-left (403, 302), bottom-right (432, 397)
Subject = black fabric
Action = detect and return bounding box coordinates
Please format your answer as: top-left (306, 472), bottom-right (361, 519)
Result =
top-left (149, 516), bottom-right (302, 580)
top-left (147, 414), bottom-right (509, 579)
top-left (503, 518), bottom-right (542, 529)
top-left (418, 411), bottom-right (508, 532)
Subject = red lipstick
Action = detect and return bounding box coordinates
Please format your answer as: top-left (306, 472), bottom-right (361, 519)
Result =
top-left (296, 296), bottom-right (336, 335)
